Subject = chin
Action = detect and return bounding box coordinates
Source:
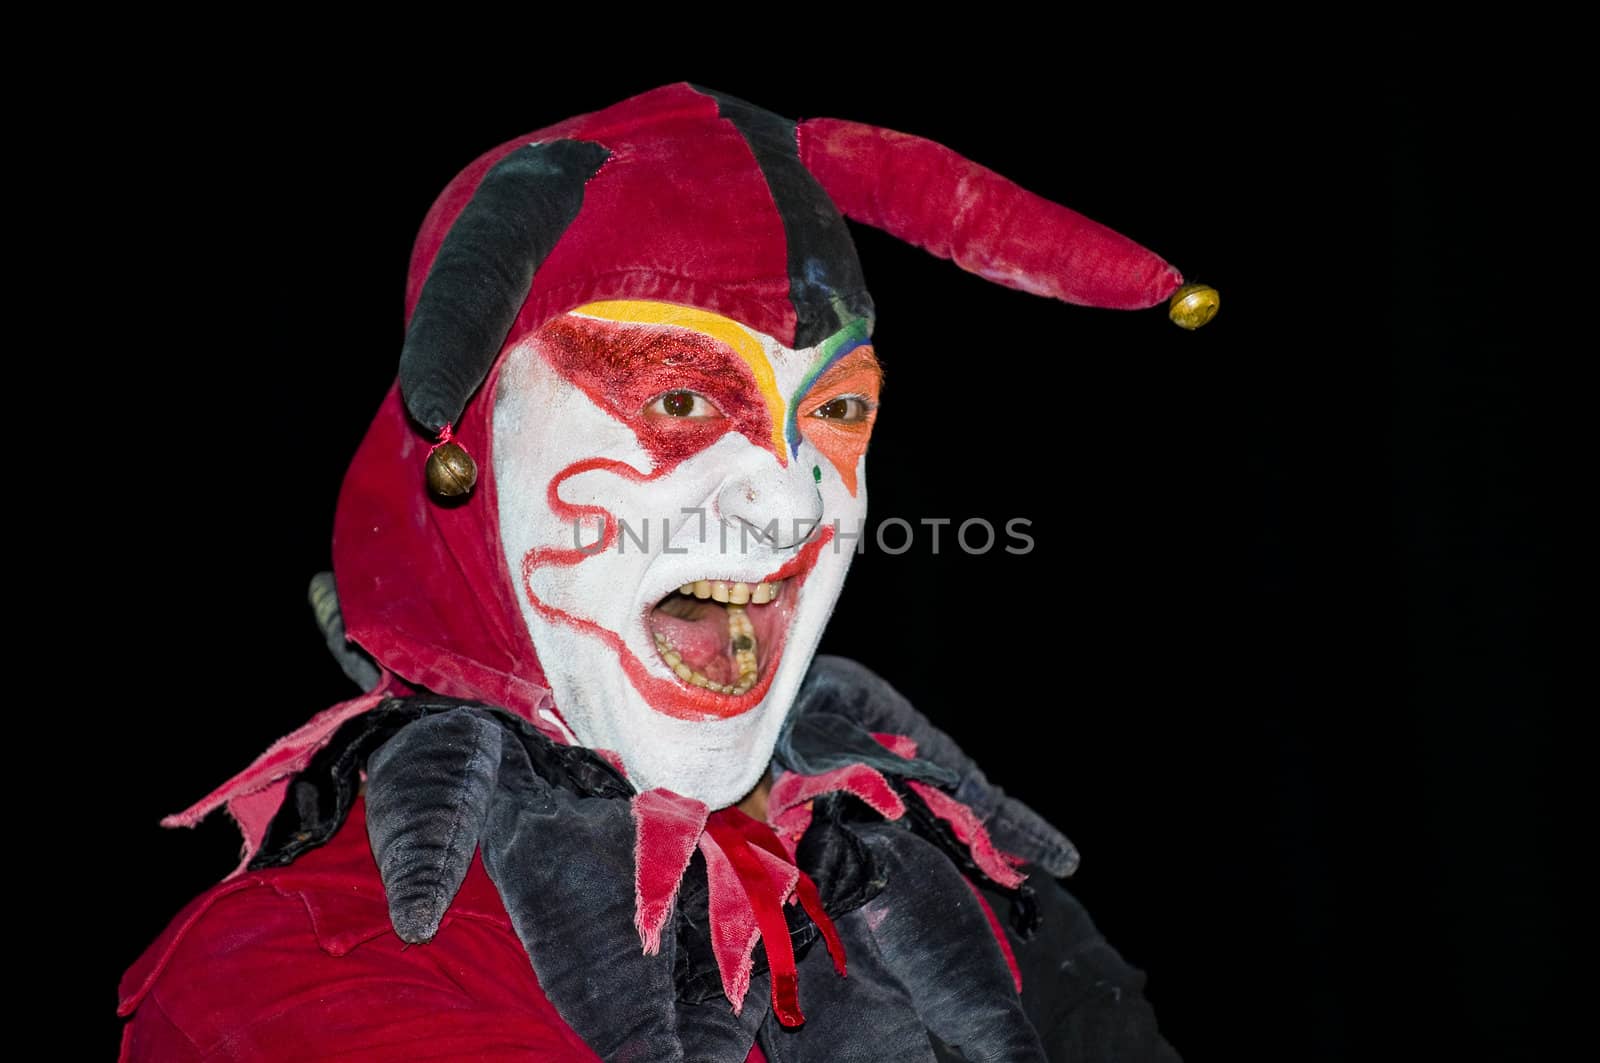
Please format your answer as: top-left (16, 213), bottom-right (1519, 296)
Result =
top-left (530, 529), bottom-right (853, 809)
top-left (536, 648), bottom-right (805, 809)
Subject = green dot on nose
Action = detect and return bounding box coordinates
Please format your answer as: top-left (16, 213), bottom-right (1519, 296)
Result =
top-left (812, 465), bottom-right (822, 483)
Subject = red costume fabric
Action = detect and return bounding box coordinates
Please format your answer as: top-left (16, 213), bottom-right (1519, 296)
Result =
top-left (118, 82), bottom-right (1188, 1061)
top-left (119, 796), bottom-right (769, 1061)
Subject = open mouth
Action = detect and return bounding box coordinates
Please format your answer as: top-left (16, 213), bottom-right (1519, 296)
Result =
top-left (648, 579), bottom-right (795, 697)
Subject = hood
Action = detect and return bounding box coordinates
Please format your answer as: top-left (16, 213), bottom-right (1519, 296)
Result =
top-left (161, 81), bottom-right (1187, 868)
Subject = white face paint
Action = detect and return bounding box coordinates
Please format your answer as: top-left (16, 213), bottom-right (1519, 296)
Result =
top-left (493, 300), bottom-right (881, 808)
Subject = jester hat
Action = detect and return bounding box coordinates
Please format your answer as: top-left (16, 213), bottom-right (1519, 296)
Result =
top-left (172, 82), bottom-right (1207, 867)
top-left (332, 79), bottom-right (1205, 727)
top-left (396, 81), bottom-right (1194, 453)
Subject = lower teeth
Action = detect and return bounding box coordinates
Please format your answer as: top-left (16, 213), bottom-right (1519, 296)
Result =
top-left (654, 603), bottom-right (760, 696)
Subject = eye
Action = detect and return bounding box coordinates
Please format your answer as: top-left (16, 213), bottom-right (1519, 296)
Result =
top-left (810, 395), bottom-right (873, 424)
top-left (646, 390), bottom-right (723, 419)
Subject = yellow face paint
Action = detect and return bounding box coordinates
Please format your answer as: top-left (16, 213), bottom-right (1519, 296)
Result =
top-left (572, 301), bottom-right (788, 460)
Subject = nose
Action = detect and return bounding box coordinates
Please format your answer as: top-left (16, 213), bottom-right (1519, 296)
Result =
top-left (717, 459), bottom-right (823, 551)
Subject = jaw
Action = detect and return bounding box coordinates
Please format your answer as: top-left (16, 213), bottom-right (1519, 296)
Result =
top-left (527, 529), bottom-right (853, 808)
top-left (626, 529), bottom-right (833, 722)
top-left (531, 625), bottom-right (812, 808)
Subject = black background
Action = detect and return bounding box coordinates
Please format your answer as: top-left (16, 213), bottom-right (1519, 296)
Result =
top-left (87, 58), bottom-right (1560, 1061)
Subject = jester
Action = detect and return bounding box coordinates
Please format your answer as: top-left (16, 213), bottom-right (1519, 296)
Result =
top-left (118, 82), bottom-right (1214, 1061)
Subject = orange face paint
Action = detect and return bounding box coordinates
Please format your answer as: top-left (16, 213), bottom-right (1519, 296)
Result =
top-left (796, 348), bottom-right (882, 496)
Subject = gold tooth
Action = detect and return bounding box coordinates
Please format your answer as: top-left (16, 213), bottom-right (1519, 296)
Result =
top-left (726, 603), bottom-right (760, 692)
top-left (652, 593), bottom-right (770, 696)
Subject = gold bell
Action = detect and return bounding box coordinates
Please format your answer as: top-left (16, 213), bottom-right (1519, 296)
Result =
top-left (1168, 282), bottom-right (1220, 330)
top-left (426, 441), bottom-right (478, 497)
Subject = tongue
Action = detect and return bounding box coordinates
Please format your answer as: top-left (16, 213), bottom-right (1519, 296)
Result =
top-left (649, 603), bottom-right (739, 685)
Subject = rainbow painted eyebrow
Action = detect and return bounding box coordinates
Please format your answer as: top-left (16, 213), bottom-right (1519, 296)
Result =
top-left (785, 317), bottom-right (875, 456)
top-left (806, 346), bottom-right (883, 398)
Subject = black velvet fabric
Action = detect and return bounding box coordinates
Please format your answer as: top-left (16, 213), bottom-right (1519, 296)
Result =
top-left (365, 708), bottom-right (503, 942)
top-left (976, 872), bottom-right (1183, 1063)
top-left (256, 658), bottom-right (1182, 1061)
top-left (479, 731), bottom-right (685, 1060)
top-left (776, 708), bottom-right (958, 787)
top-left (756, 821), bottom-right (1055, 1063)
top-left (687, 85), bottom-right (875, 349)
top-left (786, 656), bottom-right (1082, 879)
top-left (250, 697), bottom-right (630, 871)
top-left (399, 138), bottom-right (611, 433)
top-left (307, 572), bottom-right (381, 692)
top-left (757, 897), bottom-right (940, 1063)
top-left (846, 825), bottom-right (1047, 1062)
top-left (250, 698), bottom-right (441, 870)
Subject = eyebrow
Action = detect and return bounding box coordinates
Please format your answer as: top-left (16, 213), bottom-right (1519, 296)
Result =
top-left (806, 345), bottom-right (882, 396)
top-left (549, 314), bottom-right (751, 377)
top-left (632, 326), bottom-right (748, 372)
top-left (567, 303), bottom-right (768, 375)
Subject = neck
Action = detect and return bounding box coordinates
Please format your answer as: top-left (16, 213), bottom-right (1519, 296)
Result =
top-left (734, 769), bottom-right (773, 821)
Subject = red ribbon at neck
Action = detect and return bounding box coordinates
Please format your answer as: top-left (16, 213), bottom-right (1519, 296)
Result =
top-left (705, 808), bottom-right (846, 1027)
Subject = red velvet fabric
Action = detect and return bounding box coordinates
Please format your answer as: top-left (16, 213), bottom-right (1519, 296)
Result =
top-left (704, 811), bottom-right (803, 1024)
top-left (333, 83), bottom-right (791, 737)
top-left (335, 82), bottom-right (802, 739)
top-left (632, 788), bottom-right (711, 954)
top-left (767, 761), bottom-right (908, 862)
top-left (865, 732), bottom-right (1028, 890)
top-left (967, 878), bottom-right (1025, 995)
top-left (698, 821), bottom-right (766, 1015)
top-left (162, 81), bottom-right (1189, 862)
top-left (909, 780), bottom-right (1027, 890)
top-left (798, 116), bottom-right (1183, 310)
top-left (119, 796), bottom-right (768, 1062)
top-left (339, 83), bottom-right (1183, 745)
top-left (334, 374), bottom-right (557, 729)
top-left (122, 797), bottom-right (591, 1061)
top-left (125, 81), bottom-right (1175, 1057)
top-left (158, 685), bottom-right (401, 874)
top-left (403, 84), bottom-right (803, 351)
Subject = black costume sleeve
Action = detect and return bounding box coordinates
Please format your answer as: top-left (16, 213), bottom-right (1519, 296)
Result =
top-left (978, 870), bottom-right (1182, 1062)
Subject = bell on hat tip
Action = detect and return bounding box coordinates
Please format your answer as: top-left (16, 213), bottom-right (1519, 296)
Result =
top-left (1168, 283), bottom-right (1220, 330)
top-left (426, 441), bottom-right (478, 497)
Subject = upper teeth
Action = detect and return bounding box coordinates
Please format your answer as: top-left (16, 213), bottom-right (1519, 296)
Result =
top-left (678, 579), bottom-right (782, 604)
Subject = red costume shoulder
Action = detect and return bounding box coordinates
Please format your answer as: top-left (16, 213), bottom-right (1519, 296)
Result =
top-left (117, 796), bottom-right (602, 1062)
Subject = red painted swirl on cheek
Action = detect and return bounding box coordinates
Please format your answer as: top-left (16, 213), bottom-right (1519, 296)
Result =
top-left (518, 454), bottom-right (835, 722)
top-left (518, 456), bottom-right (671, 706)
top-left (522, 456), bottom-right (660, 568)
top-left (511, 316), bottom-right (805, 723)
